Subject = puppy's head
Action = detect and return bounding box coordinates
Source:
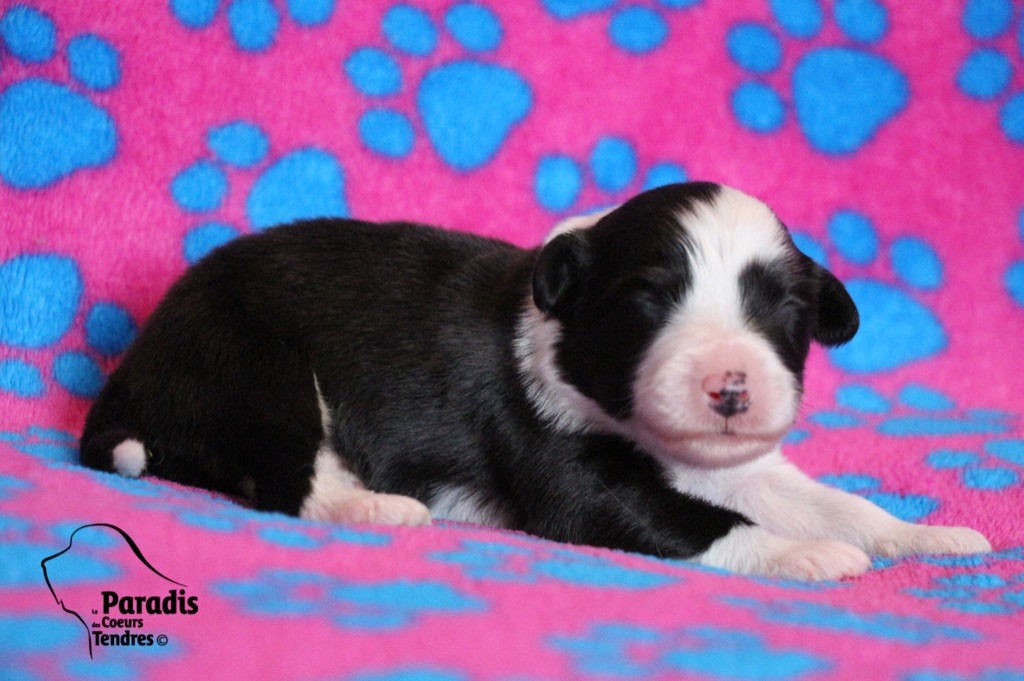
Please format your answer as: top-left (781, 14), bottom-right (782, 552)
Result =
top-left (521, 182), bottom-right (858, 468)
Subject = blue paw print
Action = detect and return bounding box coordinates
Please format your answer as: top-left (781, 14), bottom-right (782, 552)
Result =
top-left (0, 251), bottom-right (137, 398)
top-left (0, 514), bottom-right (122, 589)
top-left (343, 3), bottom-right (531, 171)
top-left (534, 135), bottom-right (687, 213)
top-left (171, 120), bottom-right (349, 263)
top-left (816, 471), bottom-right (940, 523)
top-left (1, 612), bottom-right (169, 681)
top-left (722, 596), bottom-right (980, 644)
top-left (170, 0), bottom-right (335, 52)
top-left (1006, 209), bottom-right (1024, 306)
top-left (792, 383), bottom-right (1014, 445)
top-left (907, 670), bottom-right (1024, 681)
top-left (956, 0), bottom-right (1024, 142)
top-left (65, 444), bottom-right (390, 544)
top-left (430, 538), bottom-right (676, 588)
top-left (905, 547), bottom-right (1024, 615)
top-left (927, 439), bottom-right (1024, 492)
top-left (89, 468), bottom-right (193, 500)
top-left (217, 568), bottom-right (485, 628)
top-left (793, 211), bottom-right (947, 372)
top-left (136, 494), bottom-right (392, 545)
top-left (541, 0), bottom-right (701, 55)
top-left (0, 424), bottom-right (230, 510)
top-left (0, 4), bottom-right (119, 189)
top-left (0, 614), bottom-right (82, 677)
top-left (0, 472), bottom-right (31, 501)
top-left (551, 623), bottom-right (828, 679)
top-left (349, 670), bottom-right (468, 681)
top-left (346, 670), bottom-right (470, 681)
top-left (727, 0), bottom-right (908, 154)
top-left (246, 514), bottom-right (389, 548)
top-left (0, 425), bottom-right (78, 466)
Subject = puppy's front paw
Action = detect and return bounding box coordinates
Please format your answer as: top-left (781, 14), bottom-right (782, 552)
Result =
top-left (769, 540), bottom-right (872, 581)
top-left (875, 524), bottom-right (992, 557)
top-left (698, 526), bottom-right (871, 581)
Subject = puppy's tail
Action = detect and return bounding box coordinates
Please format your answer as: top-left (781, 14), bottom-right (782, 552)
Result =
top-left (79, 427), bottom-right (148, 479)
top-left (79, 377), bottom-right (149, 479)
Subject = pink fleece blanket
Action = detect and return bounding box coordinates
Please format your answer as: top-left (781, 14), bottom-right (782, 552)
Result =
top-left (2, 0), bottom-right (1024, 678)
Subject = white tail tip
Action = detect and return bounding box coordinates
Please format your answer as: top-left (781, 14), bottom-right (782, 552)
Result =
top-left (111, 439), bottom-right (147, 478)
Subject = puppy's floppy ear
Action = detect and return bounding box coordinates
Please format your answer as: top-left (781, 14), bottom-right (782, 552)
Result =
top-left (807, 258), bottom-right (859, 346)
top-left (533, 231), bottom-right (591, 319)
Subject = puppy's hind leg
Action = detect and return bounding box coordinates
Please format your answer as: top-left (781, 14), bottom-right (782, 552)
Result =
top-left (295, 378), bottom-right (430, 527)
top-left (299, 445), bottom-right (431, 527)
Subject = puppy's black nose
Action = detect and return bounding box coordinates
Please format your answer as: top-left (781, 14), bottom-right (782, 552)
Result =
top-left (702, 371), bottom-right (751, 418)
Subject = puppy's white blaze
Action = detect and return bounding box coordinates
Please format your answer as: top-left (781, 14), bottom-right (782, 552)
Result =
top-left (542, 206), bottom-right (616, 244)
top-left (672, 186), bottom-right (788, 334)
top-left (112, 439), bottom-right (146, 478)
top-left (429, 485), bottom-right (509, 527)
top-left (680, 187), bottom-right (789, 274)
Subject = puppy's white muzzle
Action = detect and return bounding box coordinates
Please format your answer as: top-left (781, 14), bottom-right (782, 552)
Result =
top-left (630, 330), bottom-right (798, 468)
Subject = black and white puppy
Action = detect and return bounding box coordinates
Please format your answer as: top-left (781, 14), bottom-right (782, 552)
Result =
top-left (80, 182), bottom-right (990, 580)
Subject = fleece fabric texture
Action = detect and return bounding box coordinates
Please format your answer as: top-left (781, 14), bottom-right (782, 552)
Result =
top-left (2, 0), bottom-right (1024, 679)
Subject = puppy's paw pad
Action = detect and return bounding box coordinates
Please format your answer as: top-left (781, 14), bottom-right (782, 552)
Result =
top-left (770, 540), bottom-right (871, 581)
top-left (878, 525), bottom-right (992, 556)
top-left (337, 493), bottom-right (432, 527)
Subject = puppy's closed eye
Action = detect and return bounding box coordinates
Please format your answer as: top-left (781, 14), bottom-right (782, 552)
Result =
top-left (740, 263), bottom-right (798, 314)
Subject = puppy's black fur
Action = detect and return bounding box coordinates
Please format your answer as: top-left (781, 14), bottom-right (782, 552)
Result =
top-left (81, 183), bottom-right (857, 559)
